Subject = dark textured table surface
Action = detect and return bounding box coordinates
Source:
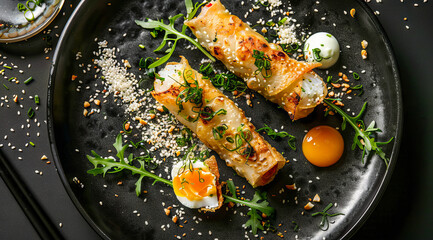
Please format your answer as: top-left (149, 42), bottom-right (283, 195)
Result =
top-left (0, 1), bottom-right (432, 239)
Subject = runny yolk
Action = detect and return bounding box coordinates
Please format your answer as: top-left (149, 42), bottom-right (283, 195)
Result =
top-left (173, 168), bottom-right (216, 201)
top-left (302, 125), bottom-right (344, 167)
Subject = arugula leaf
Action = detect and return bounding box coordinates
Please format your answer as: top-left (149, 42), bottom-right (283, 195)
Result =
top-left (87, 134), bottom-right (173, 196)
top-left (135, 0), bottom-right (215, 68)
top-left (245, 203), bottom-right (264, 234)
top-left (323, 99), bottom-right (393, 168)
top-left (223, 180), bottom-right (275, 234)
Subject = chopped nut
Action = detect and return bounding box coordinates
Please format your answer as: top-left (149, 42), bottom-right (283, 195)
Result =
top-left (124, 122), bottom-right (130, 131)
top-left (83, 109), bottom-right (88, 117)
top-left (361, 50), bottom-right (367, 59)
top-left (331, 83), bottom-right (341, 88)
top-left (168, 125), bottom-right (175, 133)
top-left (262, 213), bottom-right (267, 218)
top-left (328, 91), bottom-right (335, 97)
top-left (313, 194), bottom-right (321, 202)
top-left (342, 83), bottom-right (350, 88)
top-left (304, 202), bottom-right (315, 210)
top-left (41, 155), bottom-right (48, 160)
top-left (94, 99), bottom-right (101, 106)
top-left (71, 75), bottom-right (77, 81)
top-left (156, 106), bottom-right (165, 112)
top-left (124, 60), bottom-right (131, 68)
top-left (361, 40), bottom-right (368, 49)
top-left (285, 183), bottom-right (297, 190)
top-left (342, 74), bottom-right (349, 82)
top-left (347, 89), bottom-right (353, 94)
top-left (261, 27), bottom-right (267, 33)
top-left (350, 8), bottom-right (356, 18)
top-left (84, 101), bottom-right (90, 108)
top-left (164, 208), bottom-right (171, 216)
top-left (335, 100), bottom-right (344, 106)
top-left (172, 215), bottom-right (178, 223)
top-left (149, 113), bottom-right (156, 119)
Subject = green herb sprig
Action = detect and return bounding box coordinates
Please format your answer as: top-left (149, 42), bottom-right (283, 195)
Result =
top-left (324, 99), bottom-right (394, 168)
top-left (135, 0), bottom-right (215, 69)
top-left (311, 203), bottom-right (344, 231)
top-left (87, 134), bottom-right (172, 196)
top-left (87, 135), bottom-right (274, 234)
top-left (223, 179), bottom-right (275, 234)
top-left (199, 63), bottom-right (247, 93)
top-left (252, 50), bottom-right (272, 78)
top-left (257, 124), bottom-right (297, 151)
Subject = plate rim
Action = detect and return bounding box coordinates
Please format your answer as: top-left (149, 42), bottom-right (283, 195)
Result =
top-left (46, 0), bottom-right (403, 239)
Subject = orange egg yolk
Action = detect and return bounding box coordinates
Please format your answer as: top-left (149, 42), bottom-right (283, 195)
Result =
top-left (173, 168), bottom-right (216, 201)
top-left (302, 125), bottom-right (344, 167)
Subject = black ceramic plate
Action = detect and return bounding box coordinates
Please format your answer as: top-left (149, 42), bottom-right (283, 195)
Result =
top-left (48, 0), bottom-right (402, 239)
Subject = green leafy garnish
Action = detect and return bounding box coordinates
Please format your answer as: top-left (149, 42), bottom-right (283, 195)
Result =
top-left (252, 50), bottom-right (272, 78)
top-left (87, 134), bottom-right (173, 196)
top-left (223, 179), bottom-right (275, 234)
top-left (350, 84), bottom-right (364, 95)
top-left (199, 63), bottom-right (247, 93)
top-left (311, 203), bottom-right (344, 231)
top-left (312, 48), bottom-right (323, 62)
top-left (281, 43), bottom-right (299, 54)
top-left (135, 1), bottom-right (215, 68)
top-left (324, 99), bottom-right (394, 168)
top-left (176, 127), bottom-right (193, 146)
top-left (257, 124), bottom-right (297, 151)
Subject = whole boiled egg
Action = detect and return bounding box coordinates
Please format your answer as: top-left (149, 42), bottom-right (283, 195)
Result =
top-left (171, 156), bottom-right (222, 210)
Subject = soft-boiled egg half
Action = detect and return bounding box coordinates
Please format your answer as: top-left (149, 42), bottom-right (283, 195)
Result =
top-left (172, 159), bottom-right (219, 209)
top-left (304, 32), bottom-right (340, 69)
top-left (302, 125), bottom-right (344, 167)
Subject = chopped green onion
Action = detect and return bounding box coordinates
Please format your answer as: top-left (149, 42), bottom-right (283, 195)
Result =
top-left (277, 17), bottom-right (288, 25)
top-left (27, 107), bottom-right (35, 119)
top-left (24, 77), bottom-right (33, 84)
top-left (312, 48), bottom-right (323, 62)
top-left (34, 95), bottom-right (40, 104)
top-left (3, 65), bottom-right (12, 69)
top-left (138, 44), bottom-right (146, 49)
top-left (353, 72), bottom-right (360, 80)
top-left (8, 77), bottom-right (16, 82)
top-left (3, 84), bottom-right (9, 90)
top-left (29, 142), bottom-right (35, 147)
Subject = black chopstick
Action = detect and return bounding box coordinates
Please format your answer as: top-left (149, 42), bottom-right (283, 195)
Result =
top-left (0, 151), bottom-right (63, 240)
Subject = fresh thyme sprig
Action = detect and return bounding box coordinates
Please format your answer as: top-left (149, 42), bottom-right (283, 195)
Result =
top-left (87, 134), bottom-right (172, 196)
top-left (223, 179), bottom-right (275, 234)
top-left (323, 99), bottom-right (394, 168)
top-left (257, 124), bottom-right (297, 151)
top-left (311, 203), bottom-right (344, 231)
top-left (135, 0), bottom-right (215, 68)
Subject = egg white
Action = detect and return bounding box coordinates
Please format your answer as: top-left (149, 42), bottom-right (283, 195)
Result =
top-left (171, 161), bottom-right (219, 209)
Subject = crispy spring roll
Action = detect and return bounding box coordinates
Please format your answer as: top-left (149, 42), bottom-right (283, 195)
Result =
top-left (185, 0), bottom-right (327, 120)
top-left (152, 56), bottom-right (286, 187)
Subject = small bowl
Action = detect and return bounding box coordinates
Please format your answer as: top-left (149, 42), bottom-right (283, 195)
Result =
top-left (0, 0), bottom-right (65, 43)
